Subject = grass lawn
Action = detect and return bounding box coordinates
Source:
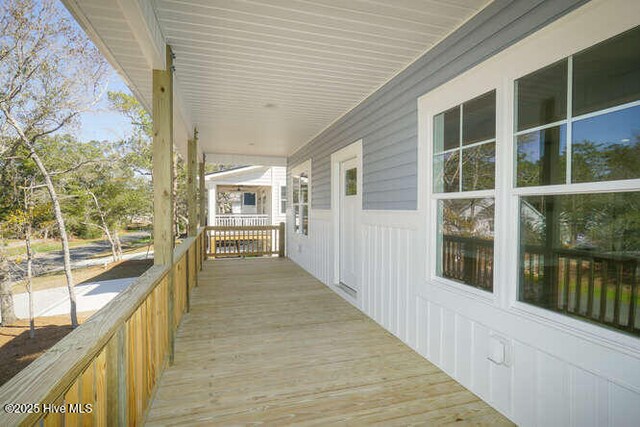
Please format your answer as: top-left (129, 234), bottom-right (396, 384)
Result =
top-left (1, 231), bottom-right (151, 259)
top-left (2, 239), bottom-right (98, 258)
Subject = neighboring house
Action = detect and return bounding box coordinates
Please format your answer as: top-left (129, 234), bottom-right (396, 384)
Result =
top-left (206, 166), bottom-right (287, 227)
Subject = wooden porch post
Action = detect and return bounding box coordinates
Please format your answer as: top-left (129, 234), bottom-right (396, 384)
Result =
top-left (187, 130), bottom-right (198, 237)
top-left (199, 154), bottom-right (206, 227)
top-left (153, 46), bottom-right (175, 266)
top-left (153, 45), bottom-right (175, 364)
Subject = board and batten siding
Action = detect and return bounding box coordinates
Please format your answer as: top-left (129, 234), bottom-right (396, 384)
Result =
top-left (288, 0), bottom-right (588, 210)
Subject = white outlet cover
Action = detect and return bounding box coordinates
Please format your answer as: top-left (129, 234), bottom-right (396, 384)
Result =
top-left (488, 334), bottom-right (510, 366)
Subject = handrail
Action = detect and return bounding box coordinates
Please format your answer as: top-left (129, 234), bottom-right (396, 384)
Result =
top-left (0, 227), bottom-right (207, 426)
top-left (215, 214), bottom-right (269, 217)
top-left (442, 235), bottom-right (639, 335)
top-left (206, 223), bottom-right (285, 258)
top-left (207, 225), bottom-right (279, 231)
top-left (213, 214), bottom-right (270, 227)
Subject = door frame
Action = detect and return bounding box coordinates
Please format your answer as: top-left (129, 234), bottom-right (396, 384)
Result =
top-left (331, 139), bottom-right (363, 292)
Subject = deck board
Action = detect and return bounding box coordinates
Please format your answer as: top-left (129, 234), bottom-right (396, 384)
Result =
top-left (145, 258), bottom-right (512, 426)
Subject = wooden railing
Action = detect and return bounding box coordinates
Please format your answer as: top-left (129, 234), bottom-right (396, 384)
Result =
top-left (207, 222), bottom-right (285, 258)
top-left (442, 235), bottom-right (494, 292)
top-left (214, 214), bottom-right (269, 227)
top-left (521, 245), bottom-right (639, 335)
top-left (441, 235), bottom-right (639, 335)
top-left (0, 228), bottom-right (207, 426)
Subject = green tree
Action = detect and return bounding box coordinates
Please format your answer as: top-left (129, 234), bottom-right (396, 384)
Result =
top-left (0, 0), bottom-right (109, 327)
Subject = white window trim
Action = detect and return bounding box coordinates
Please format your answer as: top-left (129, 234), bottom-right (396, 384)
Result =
top-left (417, 0), bottom-right (640, 353)
top-left (280, 185), bottom-right (287, 215)
top-left (420, 77), bottom-right (503, 306)
top-left (291, 160), bottom-right (311, 238)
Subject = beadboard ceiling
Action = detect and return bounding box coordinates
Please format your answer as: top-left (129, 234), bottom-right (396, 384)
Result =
top-left (63, 0), bottom-right (491, 158)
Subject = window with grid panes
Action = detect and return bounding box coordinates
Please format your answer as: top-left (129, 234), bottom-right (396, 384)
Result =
top-left (433, 90), bottom-right (497, 292)
top-left (514, 26), bottom-right (640, 336)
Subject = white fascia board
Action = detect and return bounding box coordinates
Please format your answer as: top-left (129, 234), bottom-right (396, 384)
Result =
top-left (205, 166), bottom-right (263, 180)
top-left (205, 153), bottom-right (287, 167)
top-left (116, 0), bottom-right (164, 70)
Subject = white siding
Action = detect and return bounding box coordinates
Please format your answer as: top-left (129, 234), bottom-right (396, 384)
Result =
top-left (270, 166), bottom-right (287, 226)
top-left (287, 209), bottom-right (332, 286)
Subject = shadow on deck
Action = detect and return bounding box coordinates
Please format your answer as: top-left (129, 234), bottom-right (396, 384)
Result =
top-left (146, 258), bottom-right (512, 425)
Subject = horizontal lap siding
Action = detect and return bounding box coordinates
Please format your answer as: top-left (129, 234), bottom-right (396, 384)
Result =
top-left (288, 0), bottom-right (588, 210)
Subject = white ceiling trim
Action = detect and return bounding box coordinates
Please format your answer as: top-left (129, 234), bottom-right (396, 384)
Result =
top-left (205, 153), bottom-right (288, 167)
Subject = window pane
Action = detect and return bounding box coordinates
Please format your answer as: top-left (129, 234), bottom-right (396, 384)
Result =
top-left (519, 193), bottom-right (640, 335)
top-left (462, 142), bottom-right (495, 191)
top-left (280, 186), bottom-right (287, 213)
top-left (434, 106), bottom-right (460, 153)
top-left (572, 105), bottom-right (640, 183)
top-left (243, 192), bottom-right (256, 206)
top-left (345, 168), bottom-right (357, 196)
top-left (300, 173), bottom-right (309, 203)
top-left (573, 26), bottom-right (640, 116)
top-left (302, 205), bottom-right (308, 235)
top-left (292, 177), bottom-right (299, 204)
top-left (437, 198), bottom-right (494, 292)
top-left (434, 151), bottom-right (460, 193)
top-left (463, 90), bottom-right (496, 145)
top-left (516, 59), bottom-right (567, 131)
top-left (294, 205), bottom-right (300, 233)
top-left (516, 125), bottom-right (567, 187)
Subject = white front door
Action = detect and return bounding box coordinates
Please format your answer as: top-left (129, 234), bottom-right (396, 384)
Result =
top-left (339, 157), bottom-right (359, 291)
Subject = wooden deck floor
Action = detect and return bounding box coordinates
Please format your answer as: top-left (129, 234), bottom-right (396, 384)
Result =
top-left (145, 258), bottom-right (512, 426)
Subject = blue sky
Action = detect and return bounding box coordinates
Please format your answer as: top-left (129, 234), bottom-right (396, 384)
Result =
top-left (573, 105), bottom-right (640, 146)
top-left (77, 76), bottom-right (134, 142)
top-left (56, 1), bottom-right (134, 143)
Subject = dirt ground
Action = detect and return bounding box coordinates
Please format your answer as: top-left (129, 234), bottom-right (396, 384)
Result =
top-left (0, 259), bottom-right (153, 386)
top-left (0, 313), bottom-right (92, 386)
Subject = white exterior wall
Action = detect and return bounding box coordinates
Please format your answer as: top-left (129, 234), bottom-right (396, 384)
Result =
top-left (270, 166), bottom-right (287, 226)
top-left (207, 185), bottom-right (216, 227)
top-left (288, 1), bottom-right (640, 425)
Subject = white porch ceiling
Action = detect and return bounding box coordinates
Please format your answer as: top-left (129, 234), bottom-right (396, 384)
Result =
top-left (64, 0), bottom-right (491, 158)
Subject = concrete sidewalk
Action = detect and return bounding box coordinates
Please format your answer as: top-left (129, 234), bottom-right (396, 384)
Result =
top-left (10, 278), bottom-right (135, 319)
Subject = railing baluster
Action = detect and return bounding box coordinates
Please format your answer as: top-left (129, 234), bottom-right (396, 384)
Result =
top-left (600, 260), bottom-right (609, 322)
top-left (205, 225), bottom-right (284, 259)
top-left (629, 262), bottom-right (638, 331)
top-left (575, 258), bottom-right (583, 314)
top-left (587, 259), bottom-right (595, 318)
top-left (563, 257), bottom-right (570, 312)
top-left (614, 262), bottom-right (623, 325)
